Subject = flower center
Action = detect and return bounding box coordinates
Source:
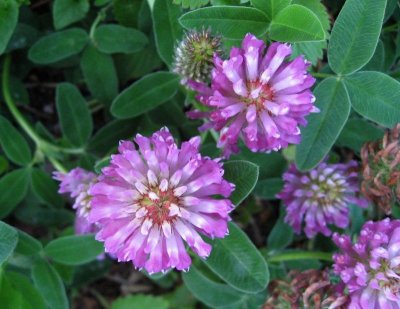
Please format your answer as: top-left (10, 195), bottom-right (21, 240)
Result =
top-left (138, 186), bottom-right (180, 225)
top-left (374, 262), bottom-right (400, 295)
top-left (243, 80), bottom-right (274, 112)
top-left (192, 40), bottom-right (215, 61)
top-left (308, 174), bottom-right (345, 206)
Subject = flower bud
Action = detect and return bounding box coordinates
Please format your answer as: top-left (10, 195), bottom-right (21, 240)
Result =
top-left (173, 28), bottom-right (222, 84)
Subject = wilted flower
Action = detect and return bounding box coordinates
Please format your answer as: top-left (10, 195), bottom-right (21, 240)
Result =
top-left (263, 269), bottom-right (349, 309)
top-left (173, 28), bottom-right (222, 84)
top-left (277, 161), bottom-right (368, 238)
top-left (333, 219), bottom-right (400, 308)
top-left (361, 124), bottom-right (400, 214)
top-left (54, 168), bottom-right (98, 234)
top-left (188, 33), bottom-right (318, 157)
top-left (88, 127), bottom-right (234, 273)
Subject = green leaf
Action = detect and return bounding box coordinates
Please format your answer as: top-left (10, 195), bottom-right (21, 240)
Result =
top-left (7, 272), bottom-right (46, 309)
top-left (267, 209), bottom-right (293, 251)
top-left (182, 266), bottom-right (246, 308)
top-left (0, 156), bottom-right (8, 175)
top-left (44, 234), bottom-right (104, 265)
top-left (111, 72), bottom-right (179, 119)
top-left (292, 41), bottom-right (325, 66)
top-left (0, 169), bottom-right (30, 218)
top-left (113, 0), bottom-right (142, 28)
top-left (115, 44), bottom-right (163, 84)
top-left (6, 23), bottom-right (39, 52)
top-left (4, 76), bottom-right (30, 105)
top-left (290, 0), bottom-right (330, 64)
top-left (80, 44), bottom-right (119, 106)
top-left (31, 168), bottom-right (64, 208)
top-left (15, 230), bottom-right (43, 256)
top-left (28, 28), bottom-right (89, 64)
top-left (56, 83), bottom-right (93, 146)
top-left (0, 275), bottom-right (31, 309)
top-left (204, 222), bottom-right (269, 293)
top-left (173, 0), bottom-right (209, 9)
top-left (292, 0), bottom-right (330, 34)
top-left (53, 262), bottom-right (75, 285)
top-left (94, 25), bottom-right (148, 54)
top-left (164, 285), bottom-right (197, 309)
top-left (296, 78), bottom-right (351, 171)
top-left (53, 0), bottom-right (89, 30)
top-left (344, 72), bottom-right (400, 128)
top-left (223, 160), bottom-right (259, 206)
top-left (112, 295), bottom-right (169, 309)
top-left (384, 0), bottom-right (397, 22)
top-left (251, 0), bottom-right (290, 20)
top-left (253, 178), bottom-right (283, 200)
top-left (179, 6), bottom-right (269, 40)
top-left (0, 115), bottom-right (32, 166)
top-left (95, 0), bottom-right (111, 6)
top-left (32, 260), bottom-right (68, 309)
top-left (328, 0), bottom-right (386, 75)
top-left (0, 221), bottom-right (18, 265)
top-left (0, 0), bottom-right (18, 55)
top-left (337, 118), bottom-right (384, 152)
top-left (231, 150), bottom-right (287, 179)
top-left (153, 0), bottom-right (183, 66)
top-left (15, 205), bottom-right (74, 227)
top-left (382, 36), bottom-right (396, 72)
top-left (361, 40), bottom-right (385, 71)
top-left (270, 4), bottom-right (325, 43)
top-left (88, 119), bottom-right (137, 156)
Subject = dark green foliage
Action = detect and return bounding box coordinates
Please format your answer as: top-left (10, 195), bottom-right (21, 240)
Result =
top-left (0, 0), bottom-right (399, 308)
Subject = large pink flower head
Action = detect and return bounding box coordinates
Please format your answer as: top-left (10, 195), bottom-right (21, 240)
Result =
top-left (88, 128), bottom-right (234, 273)
top-left (277, 161), bottom-right (368, 238)
top-left (188, 33), bottom-right (318, 157)
top-left (333, 219), bottom-right (400, 308)
top-left (54, 168), bottom-right (98, 234)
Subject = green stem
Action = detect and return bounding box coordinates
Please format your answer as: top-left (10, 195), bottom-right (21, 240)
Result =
top-left (88, 288), bottom-right (111, 309)
top-left (2, 55), bottom-right (83, 172)
top-left (47, 156), bottom-right (68, 173)
top-left (2, 55), bottom-right (42, 146)
top-left (311, 72), bottom-right (335, 79)
top-left (267, 251), bottom-right (333, 263)
top-left (209, 129), bottom-right (219, 143)
top-left (89, 14), bottom-right (104, 39)
top-left (89, 4), bottom-right (112, 39)
top-left (382, 24), bottom-right (398, 33)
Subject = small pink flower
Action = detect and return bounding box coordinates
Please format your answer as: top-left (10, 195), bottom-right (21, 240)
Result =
top-left (88, 128), bottom-right (234, 273)
top-left (333, 219), bottom-right (400, 308)
top-left (277, 161), bottom-right (368, 238)
top-left (188, 33), bottom-right (318, 157)
top-left (54, 168), bottom-right (98, 235)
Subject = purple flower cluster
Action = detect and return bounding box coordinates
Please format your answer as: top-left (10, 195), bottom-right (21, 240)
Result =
top-left (333, 219), bottom-right (400, 308)
top-left (52, 33), bottom-right (397, 306)
top-left (54, 168), bottom-right (98, 234)
top-left (88, 128), bottom-right (234, 273)
top-left (277, 161), bottom-right (368, 238)
top-left (188, 33), bottom-right (318, 157)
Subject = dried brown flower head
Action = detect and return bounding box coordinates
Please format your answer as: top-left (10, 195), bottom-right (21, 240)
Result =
top-left (262, 269), bottom-right (348, 309)
top-left (361, 124), bottom-right (400, 214)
